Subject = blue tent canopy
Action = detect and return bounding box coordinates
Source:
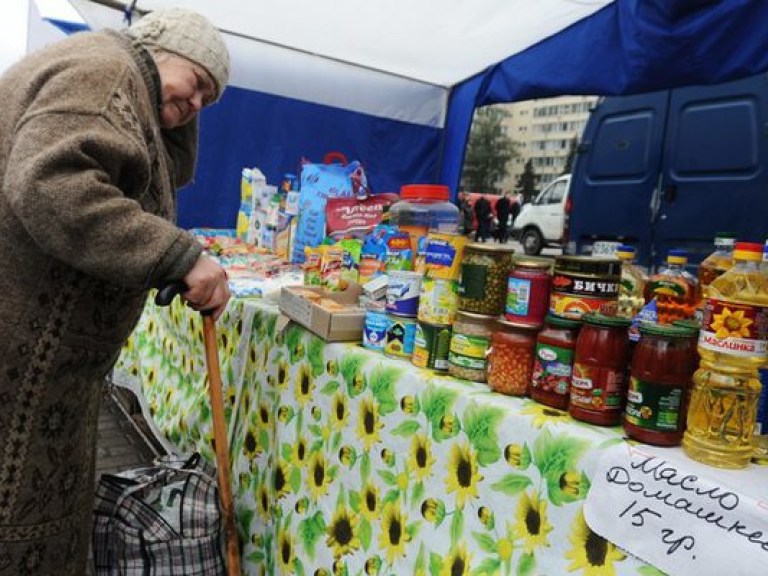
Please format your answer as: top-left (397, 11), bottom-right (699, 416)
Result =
top-left (40, 0), bottom-right (768, 228)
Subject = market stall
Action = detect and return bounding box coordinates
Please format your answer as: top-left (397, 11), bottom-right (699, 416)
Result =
top-left (114, 293), bottom-right (768, 576)
top-left (114, 296), bottom-right (638, 575)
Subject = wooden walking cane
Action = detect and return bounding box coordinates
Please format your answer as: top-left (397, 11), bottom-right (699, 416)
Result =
top-left (156, 283), bottom-right (241, 576)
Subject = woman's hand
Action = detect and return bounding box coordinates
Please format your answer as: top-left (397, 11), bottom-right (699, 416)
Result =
top-left (182, 254), bottom-right (231, 320)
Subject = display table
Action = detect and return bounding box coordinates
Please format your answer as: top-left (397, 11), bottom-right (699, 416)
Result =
top-left (114, 296), bottom-right (765, 576)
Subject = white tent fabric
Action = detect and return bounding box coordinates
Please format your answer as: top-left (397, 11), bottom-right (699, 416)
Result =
top-left (131, 0), bottom-right (612, 88)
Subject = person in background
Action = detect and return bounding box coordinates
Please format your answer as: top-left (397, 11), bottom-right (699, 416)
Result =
top-left (474, 194), bottom-right (492, 242)
top-left (495, 191), bottom-right (512, 243)
top-left (510, 192), bottom-right (522, 228)
top-left (0, 9), bottom-right (230, 573)
top-left (459, 191), bottom-right (474, 237)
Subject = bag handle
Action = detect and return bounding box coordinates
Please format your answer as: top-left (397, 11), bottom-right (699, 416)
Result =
top-left (323, 151), bottom-right (348, 165)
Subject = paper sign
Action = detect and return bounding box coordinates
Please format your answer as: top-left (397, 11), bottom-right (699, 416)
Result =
top-left (585, 444), bottom-right (768, 576)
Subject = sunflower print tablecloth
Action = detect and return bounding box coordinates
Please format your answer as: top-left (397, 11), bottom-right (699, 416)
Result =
top-left (115, 297), bottom-right (663, 576)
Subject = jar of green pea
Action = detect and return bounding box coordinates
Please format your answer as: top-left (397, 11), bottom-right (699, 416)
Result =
top-left (458, 243), bottom-right (515, 316)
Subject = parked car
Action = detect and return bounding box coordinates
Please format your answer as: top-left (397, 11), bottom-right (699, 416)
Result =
top-left (511, 175), bottom-right (571, 255)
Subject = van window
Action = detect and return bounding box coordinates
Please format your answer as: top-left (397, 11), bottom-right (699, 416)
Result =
top-left (548, 180), bottom-right (566, 203)
top-left (537, 180), bottom-right (565, 205)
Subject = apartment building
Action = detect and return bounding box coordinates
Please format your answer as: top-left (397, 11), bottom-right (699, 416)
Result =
top-left (498, 95), bottom-right (598, 192)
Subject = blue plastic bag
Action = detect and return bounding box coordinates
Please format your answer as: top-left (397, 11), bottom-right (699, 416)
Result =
top-left (291, 159), bottom-right (368, 263)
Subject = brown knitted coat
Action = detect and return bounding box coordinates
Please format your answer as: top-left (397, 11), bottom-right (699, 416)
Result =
top-left (0, 30), bottom-right (203, 573)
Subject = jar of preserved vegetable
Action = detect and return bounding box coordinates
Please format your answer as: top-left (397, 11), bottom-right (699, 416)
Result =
top-left (623, 323), bottom-right (697, 446)
top-left (448, 311), bottom-right (494, 382)
top-left (569, 313), bottom-right (632, 426)
top-left (530, 314), bottom-right (582, 410)
top-left (505, 259), bottom-right (552, 326)
top-left (458, 243), bottom-right (515, 316)
top-left (487, 319), bottom-right (539, 396)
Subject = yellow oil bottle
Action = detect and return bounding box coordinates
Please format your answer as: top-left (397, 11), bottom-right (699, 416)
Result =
top-left (683, 242), bottom-right (768, 468)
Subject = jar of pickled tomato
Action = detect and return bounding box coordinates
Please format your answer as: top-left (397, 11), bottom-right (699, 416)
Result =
top-left (623, 323), bottom-right (697, 445)
top-left (569, 313), bottom-right (632, 426)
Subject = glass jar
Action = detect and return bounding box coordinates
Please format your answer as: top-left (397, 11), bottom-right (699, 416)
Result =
top-left (389, 184), bottom-right (460, 255)
top-left (487, 319), bottom-right (539, 396)
top-left (458, 243), bottom-right (515, 316)
top-left (569, 313), bottom-right (632, 426)
top-left (530, 314), bottom-right (582, 410)
top-left (623, 324), bottom-right (697, 446)
top-left (448, 311), bottom-right (494, 382)
top-left (505, 259), bottom-right (552, 326)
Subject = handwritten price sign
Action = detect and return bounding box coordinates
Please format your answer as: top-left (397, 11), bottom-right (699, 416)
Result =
top-left (584, 444), bottom-right (768, 576)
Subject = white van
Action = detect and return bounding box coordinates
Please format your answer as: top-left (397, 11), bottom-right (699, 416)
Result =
top-left (511, 175), bottom-right (571, 255)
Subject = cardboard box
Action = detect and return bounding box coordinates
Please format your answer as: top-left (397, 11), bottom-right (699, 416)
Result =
top-left (278, 284), bottom-right (364, 341)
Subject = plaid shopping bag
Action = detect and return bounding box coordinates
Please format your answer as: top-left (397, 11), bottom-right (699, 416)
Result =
top-left (92, 453), bottom-right (227, 575)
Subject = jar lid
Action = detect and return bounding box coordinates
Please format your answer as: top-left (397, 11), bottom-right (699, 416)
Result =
top-left (581, 313), bottom-right (631, 328)
top-left (400, 184), bottom-right (450, 201)
top-left (616, 245), bottom-right (636, 260)
top-left (544, 314), bottom-right (582, 329)
top-left (495, 317), bottom-right (541, 331)
top-left (466, 242), bottom-right (515, 253)
top-left (666, 248), bottom-right (688, 265)
top-left (554, 255), bottom-right (621, 277)
top-left (639, 322), bottom-right (696, 338)
top-left (456, 310), bottom-right (496, 322)
top-left (514, 258), bottom-right (551, 270)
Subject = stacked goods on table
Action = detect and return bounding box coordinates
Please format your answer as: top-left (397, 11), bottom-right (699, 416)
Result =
top-left (191, 229), bottom-right (302, 299)
top-left (228, 166), bottom-right (768, 469)
top-left (355, 222), bottom-right (768, 470)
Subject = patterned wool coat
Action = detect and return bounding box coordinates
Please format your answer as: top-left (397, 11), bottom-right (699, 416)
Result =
top-left (0, 30), bottom-right (204, 574)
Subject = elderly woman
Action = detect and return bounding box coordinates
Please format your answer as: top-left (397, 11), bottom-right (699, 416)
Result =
top-left (0, 9), bottom-right (230, 573)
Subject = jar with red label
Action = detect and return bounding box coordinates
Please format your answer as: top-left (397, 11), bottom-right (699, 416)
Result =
top-left (505, 259), bottom-right (552, 326)
top-left (530, 314), bottom-right (582, 410)
top-left (550, 256), bottom-right (621, 320)
top-left (569, 313), bottom-right (632, 426)
top-left (623, 323), bottom-right (697, 446)
top-left (487, 319), bottom-right (538, 396)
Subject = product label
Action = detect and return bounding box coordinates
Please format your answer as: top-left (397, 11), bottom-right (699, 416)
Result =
top-left (448, 333), bottom-right (489, 370)
top-left (647, 278), bottom-right (688, 298)
top-left (530, 344), bottom-right (574, 395)
top-left (413, 324), bottom-right (451, 370)
top-left (570, 362), bottom-right (625, 411)
top-left (549, 293), bottom-right (618, 319)
top-left (384, 319), bottom-right (416, 357)
top-left (386, 274), bottom-right (422, 315)
top-left (458, 263), bottom-right (488, 300)
top-left (551, 274), bottom-right (619, 297)
top-left (698, 298), bottom-right (768, 358)
top-left (418, 278), bottom-right (459, 325)
top-left (506, 277), bottom-right (531, 315)
top-left (624, 377), bottom-right (684, 431)
top-left (363, 310), bottom-right (390, 350)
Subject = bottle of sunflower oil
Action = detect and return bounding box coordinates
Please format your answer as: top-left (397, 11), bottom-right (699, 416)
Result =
top-left (695, 233), bottom-right (736, 320)
top-left (698, 233), bottom-right (736, 296)
top-left (754, 239), bottom-right (768, 463)
top-left (645, 249), bottom-right (698, 324)
top-left (615, 245), bottom-right (647, 319)
top-left (683, 242), bottom-right (768, 468)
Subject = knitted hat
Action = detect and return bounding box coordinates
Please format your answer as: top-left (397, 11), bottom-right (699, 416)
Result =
top-left (128, 8), bottom-right (230, 100)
